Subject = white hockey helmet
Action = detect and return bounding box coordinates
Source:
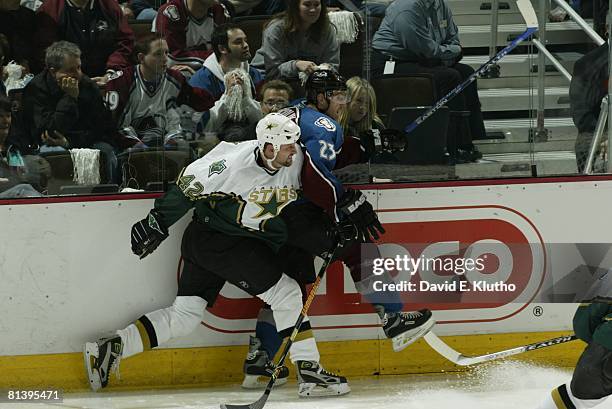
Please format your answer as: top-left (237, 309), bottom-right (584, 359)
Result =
top-left (256, 110), bottom-right (301, 162)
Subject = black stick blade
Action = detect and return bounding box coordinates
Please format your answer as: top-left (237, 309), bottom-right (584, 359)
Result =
top-left (220, 393), bottom-right (269, 409)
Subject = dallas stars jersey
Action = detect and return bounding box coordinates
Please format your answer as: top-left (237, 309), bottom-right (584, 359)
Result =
top-left (153, 140), bottom-right (303, 250)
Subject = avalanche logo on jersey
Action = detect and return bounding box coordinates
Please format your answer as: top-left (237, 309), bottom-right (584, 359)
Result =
top-left (314, 116), bottom-right (336, 132)
top-left (248, 187), bottom-right (298, 218)
top-left (163, 5), bottom-right (180, 21)
top-left (208, 159), bottom-right (227, 177)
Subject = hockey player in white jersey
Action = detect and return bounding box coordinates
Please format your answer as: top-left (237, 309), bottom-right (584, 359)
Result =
top-left (241, 70), bottom-right (435, 387)
top-left (84, 111), bottom-right (350, 398)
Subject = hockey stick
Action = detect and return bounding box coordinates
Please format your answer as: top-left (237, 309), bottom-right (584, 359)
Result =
top-left (424, 332), bottom-right (577, 366)
top-left (220, 242), bottom-right (341, 409)
top-left (404, 0), bottom-right (539, 134)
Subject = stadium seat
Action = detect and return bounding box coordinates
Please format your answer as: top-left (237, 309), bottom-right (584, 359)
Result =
top-left (40, 150), bottom-right (109, 195)
top-left (118, 148), bottom-right (192, 190)
top-left (371, 74), bottom-right (437, 121)
top-left (339, 14), bottom-right (382, 79)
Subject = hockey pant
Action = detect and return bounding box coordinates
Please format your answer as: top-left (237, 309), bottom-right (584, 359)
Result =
top-left (253, 202), bottom-right (402, 358)
top-left (117, 275), bottom-right (318, 363)
top-left (280, 202), bottom-right (402, 313)
top-left (536, 342), bottom-right (612, 408)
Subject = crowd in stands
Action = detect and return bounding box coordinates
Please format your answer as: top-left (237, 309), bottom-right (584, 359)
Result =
top-left (12, 0), bottom-right (595, 198)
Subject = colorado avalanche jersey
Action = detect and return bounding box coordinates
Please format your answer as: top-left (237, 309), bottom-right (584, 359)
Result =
top-left (104, 66), bottom-right (215, 147)
top-left (153, 140), bottom-right (304, 250)
top-left (155, 0), bottom-right (231, 66)
top-left (288, 105), bottom-right (345, 221)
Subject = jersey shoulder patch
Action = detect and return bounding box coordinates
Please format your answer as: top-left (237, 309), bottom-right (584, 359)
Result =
top-left (163, 4), bottom-right (180, 21)
top-left (314, 116), bottom-right (336, 132)
top-left (208, 159), bottom-right (227, 177)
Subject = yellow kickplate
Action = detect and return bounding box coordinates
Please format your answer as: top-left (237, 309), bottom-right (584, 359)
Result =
top-left (0, 332), bottom-right (584, 392)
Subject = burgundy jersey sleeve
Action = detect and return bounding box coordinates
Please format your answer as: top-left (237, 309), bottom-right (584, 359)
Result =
top-left (100, 0), bottom-right (135, 71)
top-left (167, 69), bottom-right (215, 111)
top-left (334, 135), bottom-right (363, 169)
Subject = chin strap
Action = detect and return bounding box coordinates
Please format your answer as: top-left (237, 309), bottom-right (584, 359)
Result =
top-left (259, 147), bottom-right (280, 170)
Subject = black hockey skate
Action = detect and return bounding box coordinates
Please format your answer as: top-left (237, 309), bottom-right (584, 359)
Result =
top-left (84, 334), bottom-right (123, 392)
top-left (242, 336), bottom-right (289, 389)
top-left (383, 309), bottom-right (435, 352)
top-left (296, 361), bottom-right (351, 397)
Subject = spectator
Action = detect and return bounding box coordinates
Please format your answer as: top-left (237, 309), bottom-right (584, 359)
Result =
top-left (0, 0), bottom-right (36, 72)
top-left (0, 94), bottom-right (42, 197)
top-left (337, 76), bottom-right (384, 164)
top-left (0, 34), bottom-right (8, 96)
top-left (371, 0), bottom-right (484, 162)
top-left (232, 79), bottom-right (293, 143)
top-left (2, 33), bottom-right (33, 97)
top-left (105, 35), bottom-right (215, 149)
top-left (339, 76), bottom-right (383, 137)
top-left (251, 0), bottom-right (340, 81)
top-left (190, 23), bottom-right (263, 102)
top-left (570, 42), bottom-right (608, 173)
top-left (199, 68), bottom-right (262, 141)
top-left (155, 0), bottom-right (232, 69)
top-left (18, 41), bottom-right (119, 183)
top-left (35, 0), bottom-right (134, 84)
top-left (260, 79), bottom-right (292, 114)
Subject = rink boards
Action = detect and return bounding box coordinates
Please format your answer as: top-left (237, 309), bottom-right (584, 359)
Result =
top-left (3, 176), bottom-right (612, 390)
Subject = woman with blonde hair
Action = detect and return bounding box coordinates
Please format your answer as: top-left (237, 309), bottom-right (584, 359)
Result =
top-left (251, 0), bottom-right (339, 81)
top-left (337, 76), bottom-right (390, 164)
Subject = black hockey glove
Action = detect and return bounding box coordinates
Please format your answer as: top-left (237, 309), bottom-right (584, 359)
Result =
top-left (337, 190), bottom-right (385, 243)
top-left (131, 210), bottom-right (169, 259)
top-left (359, 129), bottom-right (378, 160)
top-left (380, 129), bottom-right (406, 153)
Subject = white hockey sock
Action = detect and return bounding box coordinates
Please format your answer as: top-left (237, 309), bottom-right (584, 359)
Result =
top-left (535, 383), bottom-right (609, 409)
top-left (288, 336), bottom-right (319, 363)
top-left (117, 324), bottom-right (143, 359)
top-left (118, 296), bottom-right (207, 358)
top-left (257, 274), bottom-right (320, 363)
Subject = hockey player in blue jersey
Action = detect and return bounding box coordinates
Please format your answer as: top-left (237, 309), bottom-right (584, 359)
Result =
top-left (242, 69), bottom-right (435, 388)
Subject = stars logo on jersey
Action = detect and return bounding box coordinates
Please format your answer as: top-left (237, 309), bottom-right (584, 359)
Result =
top-left (253, 191), bottom-right (286, 218)
top-left (250, 187), bottom-right (297, 218)
top-left (163, 5), bottom-right (180, 21)
top-left (314, 117), bottom-right (336, 132)
top-left (208, 159), bottom-right (227, 177)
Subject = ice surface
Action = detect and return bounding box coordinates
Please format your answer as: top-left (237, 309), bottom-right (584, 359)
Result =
top-left (2, 361), bottom-right (611, 409)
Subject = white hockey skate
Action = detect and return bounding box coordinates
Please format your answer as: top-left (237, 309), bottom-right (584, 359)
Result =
top-left (296, 361), bottom-right (351, 397)
top-left (84, 334), bottom-right (123, 392)
top-left (383, 309), bottom-right (435, 352)
top-left (242, 336), bottom-right (289, 389)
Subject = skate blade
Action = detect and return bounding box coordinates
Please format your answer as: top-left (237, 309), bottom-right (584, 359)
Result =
top-left (298, 382), bottom-right (351, 397)
top-left (84, 342), bottom-right (102, 392)
top-left (392, 318), bottom-right (436, 352)
top-left (241, 374), bottom-right (288, 389)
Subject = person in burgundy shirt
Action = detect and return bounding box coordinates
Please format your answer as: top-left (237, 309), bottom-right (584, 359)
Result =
top-left (35, 0), bottom-right (134, 86)
top-left (155, 0), bottom-right (232, 69)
